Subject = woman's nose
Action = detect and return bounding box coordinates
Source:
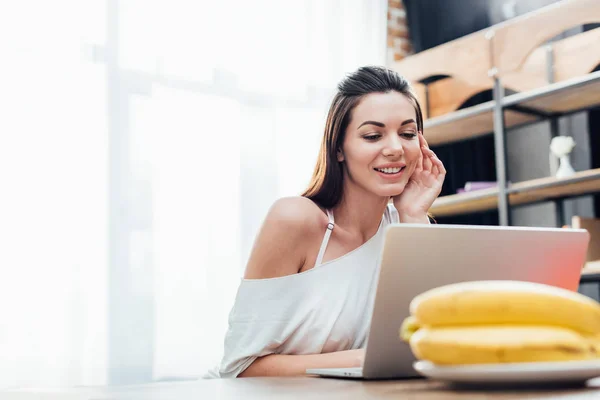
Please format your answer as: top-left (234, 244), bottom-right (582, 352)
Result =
top-left (382, 135), bottom-right (404, 158)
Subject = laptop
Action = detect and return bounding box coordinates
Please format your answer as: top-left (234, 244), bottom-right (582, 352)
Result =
top-left (306, 223), bottom-right (590, 379)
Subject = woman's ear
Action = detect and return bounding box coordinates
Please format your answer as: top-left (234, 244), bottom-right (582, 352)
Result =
top-left (337, 149), bottom-right (345, 162)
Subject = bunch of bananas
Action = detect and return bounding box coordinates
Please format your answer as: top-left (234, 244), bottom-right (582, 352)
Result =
top-left (400, 280), bottom-right (600, 365)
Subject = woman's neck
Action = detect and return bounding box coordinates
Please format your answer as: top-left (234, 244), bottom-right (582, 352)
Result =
top-left (332, 181), bottom-right (390, 242)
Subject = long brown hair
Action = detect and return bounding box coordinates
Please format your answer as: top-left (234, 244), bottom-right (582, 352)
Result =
top-left (302, 66), bottom-right (425, 209)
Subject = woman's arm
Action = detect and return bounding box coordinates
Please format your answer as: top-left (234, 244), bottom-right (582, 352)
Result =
top-left (235, 197), bottom-right (361, 377)
top-left (239, 349), bottom-right (364, 377)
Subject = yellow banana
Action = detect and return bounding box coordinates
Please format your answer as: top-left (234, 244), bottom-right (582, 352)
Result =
top-left (584, 333), bottom-right (600, 354)
top-left (400, 315), bottom-right (421, 342)
top-left (409, 280), bottom-right (600, 335)
top-left (409, 325), bottom-right (597, 365)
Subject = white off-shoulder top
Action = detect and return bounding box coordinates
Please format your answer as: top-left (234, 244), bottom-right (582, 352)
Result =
top-left (204, 203), bottom-right (399, 378)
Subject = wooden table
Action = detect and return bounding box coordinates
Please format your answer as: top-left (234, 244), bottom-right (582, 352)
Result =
top-left (4, 376), bottom-right (600, 400)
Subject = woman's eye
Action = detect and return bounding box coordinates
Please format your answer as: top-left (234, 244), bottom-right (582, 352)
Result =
top-left (401, 132), bottom-right (418, 139)
top-left (364, 134), bottom-right (381, 141)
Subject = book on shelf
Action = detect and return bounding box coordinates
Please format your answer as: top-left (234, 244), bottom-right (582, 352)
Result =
top-left (456, 181), bottom-right (512, 194)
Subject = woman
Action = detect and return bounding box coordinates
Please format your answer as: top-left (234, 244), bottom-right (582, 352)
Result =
top-left (211, 66), bottom-right (445, 378)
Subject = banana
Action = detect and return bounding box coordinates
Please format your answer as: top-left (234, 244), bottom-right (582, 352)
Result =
top-left (400, 315), bottom-right (421, 342)
top-left (584, 333), bottom-right (600, 354)
top-left (409, 280), bottom-right (600, 335)
top-left (409, 325), bottom-right (597, 365)
top-left (398, 281), bottom-right (600, 365)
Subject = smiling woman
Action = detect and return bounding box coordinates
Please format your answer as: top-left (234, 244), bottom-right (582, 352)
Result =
top-left (332, 92), bottom-right (423, 210)
top-left (206, 66), bottom-right (446, 379)
top-left (304, 66), bottom-right (444, 224)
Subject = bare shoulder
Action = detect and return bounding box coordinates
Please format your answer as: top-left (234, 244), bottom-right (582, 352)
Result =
top-left (265, 196), bottom-right (324, 228)
top-left (243, 196), bottom-right (327, 279)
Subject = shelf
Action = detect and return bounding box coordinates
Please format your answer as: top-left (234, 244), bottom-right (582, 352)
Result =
top-left (431, 168), bottom-right (600, 217)
top-left (429, 187), bottom-right (499, 217)
top-left (508, 168), bottom-right (600, 204)
top-left (503, 70), bottom-right (600, 114)
top-left (582, 261), bottom-right (600, 275)
top-left (423, 101), bottom-right (538, 146)
top-left (581, 261), bottom-right (600, 283)
top-left (423, 70), bottom-right (600, 147)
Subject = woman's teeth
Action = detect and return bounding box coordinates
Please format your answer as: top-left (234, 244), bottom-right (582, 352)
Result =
top-left (375, 167), bottom-right (402, 174)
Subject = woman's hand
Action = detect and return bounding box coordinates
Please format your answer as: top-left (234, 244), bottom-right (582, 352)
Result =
top-left (344, 348), bottom-right (365, 367)
top-left (393, 133), bottom-right (446, 223)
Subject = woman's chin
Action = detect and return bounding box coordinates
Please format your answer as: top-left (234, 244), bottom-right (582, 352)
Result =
top-left (377, 185), bottom-right (406, 197)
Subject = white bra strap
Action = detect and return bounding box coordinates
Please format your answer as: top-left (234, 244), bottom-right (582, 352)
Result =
top-left (314, 209), bottom-right (335, 268)
top-left (387, 203), bottom-right (400, 224)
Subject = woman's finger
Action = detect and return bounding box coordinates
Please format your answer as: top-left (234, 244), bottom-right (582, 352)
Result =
top-left (421, 133), bottom-right (430, 149)
top-left (423, 146), bottom-right (433, 171)
top-left (432, 163), bottom-right (440, 176)
top-left (430, 154), bottom-right (446, 178)
top-left (415, 142), bottom-right (424, 171)
top-left (432, 152), bottom-right (446, 175)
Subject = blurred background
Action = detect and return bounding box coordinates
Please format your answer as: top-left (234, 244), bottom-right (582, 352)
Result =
top-left (1, 0), bottom-right (599, 390)
top-left (0, 0), bottom-right (386, 389)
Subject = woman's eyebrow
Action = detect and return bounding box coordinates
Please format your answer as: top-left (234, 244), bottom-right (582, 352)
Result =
top-left (357, 119), bottom-right (416, 129)
top-left (358, 120), bottom-right (385, 128)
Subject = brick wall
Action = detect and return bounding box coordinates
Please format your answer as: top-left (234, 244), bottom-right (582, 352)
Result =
top-left (387, 0), bottom-right (413, 64)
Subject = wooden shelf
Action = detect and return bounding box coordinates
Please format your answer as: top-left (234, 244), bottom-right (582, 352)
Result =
top-left (508, 168), bottom-right (600, 204)
top-left (431, 168), bottom-right (600, 217)
top-left (582, 261), bottom-right (600, 276)
top-left (429, 187), bottom-right (499, 217)
top-left (423, 102), bottom-right (538, 146)
top-left (581, 261), bottom-right (600, 282)
top-left (423, 70), bottom-right (600, 147)
top-left (503, 70), bottom-right (600, 114)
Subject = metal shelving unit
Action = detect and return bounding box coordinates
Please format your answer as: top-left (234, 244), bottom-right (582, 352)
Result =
top-left (420, 42), bottom-right (600, 280)
top-left (422, 101), bottom-right (539, 146)
top-left (392, 0), bottom-right (600, 284)
top-left (431, 168), bottom-right (600, 217)
top-left (427, 67), bottom-right (600, 225)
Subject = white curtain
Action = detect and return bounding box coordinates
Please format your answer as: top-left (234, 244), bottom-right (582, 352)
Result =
top-left (0, 0), bottom-right (387, 388)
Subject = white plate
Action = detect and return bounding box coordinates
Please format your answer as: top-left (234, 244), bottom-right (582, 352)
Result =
top-left (414, 360), bottom-right (600, 385)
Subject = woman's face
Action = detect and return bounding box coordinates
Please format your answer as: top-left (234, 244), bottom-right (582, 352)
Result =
top-left (338, 91), bottom-right (421, 198)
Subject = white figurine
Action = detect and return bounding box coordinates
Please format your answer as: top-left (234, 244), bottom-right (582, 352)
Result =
top-left (550, 136), bottom-right (576, 178)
